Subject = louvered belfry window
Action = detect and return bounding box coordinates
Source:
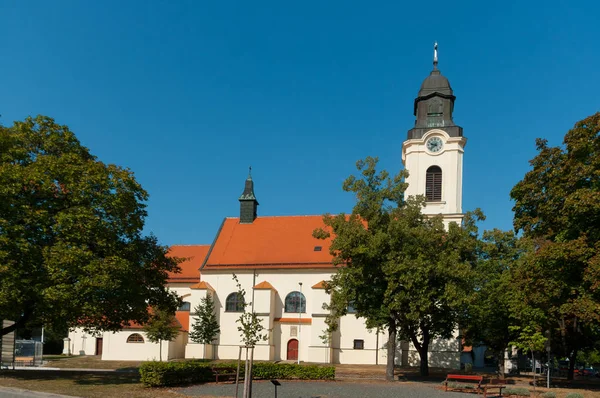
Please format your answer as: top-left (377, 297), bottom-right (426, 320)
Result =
top-left (426, 166), bottom-right (442, 201)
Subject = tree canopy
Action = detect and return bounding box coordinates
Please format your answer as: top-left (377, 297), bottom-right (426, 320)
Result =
top-left (143, 309), bottom-right (181, 361)
top-left (510, 112), bottom-right (600, 379)
top-left (464, 228), bottom-right (523, 376)
top-left (314, 157), bottom-right (482, 377)
top-left (0, 115), bottom-right (180, 336)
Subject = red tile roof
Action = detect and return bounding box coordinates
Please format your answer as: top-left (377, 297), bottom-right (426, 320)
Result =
top-left (203, 216), bottom-right (335, 269)
top-left (311, 281), bottom-right (328, 289)
top-left (190, 281), bottom-right (215, 290)
top-left (253, 281), bottom-right (276, 290)
top-left (274, 318), bottom-right (312, 324)
top-left (167, 245), bottom-right (210, 282)
top-left (123, 313), bottom-right (185, 331)
top-left (175, 311), bottom-right (189, 332)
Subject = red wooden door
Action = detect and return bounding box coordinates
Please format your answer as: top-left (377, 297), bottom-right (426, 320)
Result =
top-left (287, 339), bottom-right (298, 360)
top-left (95, 338), bottom-right (103, 356)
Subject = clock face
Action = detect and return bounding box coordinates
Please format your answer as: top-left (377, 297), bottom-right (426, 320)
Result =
top-left (426, 137), bottom-right (444, 153)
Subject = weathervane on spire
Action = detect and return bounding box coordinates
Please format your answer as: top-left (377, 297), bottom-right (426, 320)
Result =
top-left (248, 166), bottom-right (252, 179)
top-left (433, 42), bottom-right (438, 69)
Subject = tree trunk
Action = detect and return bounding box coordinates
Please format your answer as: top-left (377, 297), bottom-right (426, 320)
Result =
top-left (386, 318), bottom-right (396, 381)
top-left (497, 348), bottom-right (506, 378)
top-left (567, 349), bottom-right (577, 381)
top-left (408, 326), bottom-right (430, 377)
top-left (531, 351), bottom-right (536, 391)
top-left (159, 340), bottom-right (163, 362)
top-left (1, 309), bottom-right (32, 336)
top-left (418, 341), bottom-right (429, 377)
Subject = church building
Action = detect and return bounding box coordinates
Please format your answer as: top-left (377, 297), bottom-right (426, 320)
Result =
top-left (68, 46), bottom-right (468, 367)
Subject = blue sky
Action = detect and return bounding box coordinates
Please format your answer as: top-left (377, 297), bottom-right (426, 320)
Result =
top-left (2, 1), bottom-right (599, 245)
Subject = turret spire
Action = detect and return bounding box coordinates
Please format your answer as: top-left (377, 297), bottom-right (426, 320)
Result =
top-left (239, 169), bottom-right (259, 223)
top-left (433, 42), bottom-right (438, 70)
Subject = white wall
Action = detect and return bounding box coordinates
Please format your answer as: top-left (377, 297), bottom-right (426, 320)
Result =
top-left (202, 269), bottom-right (396, 365)
top-left (68, 329), bottom-right (98, 356)
top-left (402, 128), bottom-right (466, 220)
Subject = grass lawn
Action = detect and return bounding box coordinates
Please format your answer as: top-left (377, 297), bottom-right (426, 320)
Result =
top-left (0, 370), bottom-right (182, 398)
top-left (43, 355), bottom-right (143, 371)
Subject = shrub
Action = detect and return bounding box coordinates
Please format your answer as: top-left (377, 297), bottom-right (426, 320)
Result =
top-left (445, 382), bottom-right (477, 389)
top-left (504, 387), bottom-right (531, 396)
top-left (565, 393), bottom-right (584, 398)
top-left (139, 361), bottom-right (335, 387)
top-left (541, 392), bottom-right (556, 398)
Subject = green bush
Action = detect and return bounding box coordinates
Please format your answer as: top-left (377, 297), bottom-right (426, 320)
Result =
top-left (541, 392), bottom-right (556, 398)
top-left (504, 387), bottom-right (530, 396)
top-left (139, 361), bottom-right (335, 387)
top-left (445, 382), bottom-right (477, 389)
top-left (565, 393), bottom-right (584, 398)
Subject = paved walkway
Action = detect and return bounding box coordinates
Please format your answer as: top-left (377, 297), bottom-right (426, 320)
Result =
top-left (177, 380), bottom-right (473, 398)
top-left (0, 386), bottom-right (76, 398)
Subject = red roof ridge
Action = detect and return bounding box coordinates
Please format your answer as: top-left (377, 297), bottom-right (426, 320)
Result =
top-left (170, 244), bottom-right (210, 247)
top-left (224, 214), bottom-right (327, 219)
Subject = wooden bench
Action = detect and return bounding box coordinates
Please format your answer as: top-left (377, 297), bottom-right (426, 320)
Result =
top-left (481, 378), bottom-right (506, 398)
top-left (444, 374), bottom-right (483, 394)
top-left (211, 366), bottom-right (239, 383)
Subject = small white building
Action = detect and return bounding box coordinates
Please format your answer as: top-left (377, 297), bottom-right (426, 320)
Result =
top-left (69, 51), bottom-right (467, 368)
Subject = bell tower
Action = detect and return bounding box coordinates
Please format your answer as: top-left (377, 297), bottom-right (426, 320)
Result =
top-left (401, 43), bottom-right (466, 225)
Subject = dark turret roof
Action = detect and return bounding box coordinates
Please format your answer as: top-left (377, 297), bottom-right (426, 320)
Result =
top-left (239, 168), bottom-right (257, 201)
top-left (418, 69), bottom-right (453, 97)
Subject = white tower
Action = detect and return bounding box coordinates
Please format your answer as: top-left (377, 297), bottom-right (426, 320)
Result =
top-left (401, 44), bottom-right (466, 226)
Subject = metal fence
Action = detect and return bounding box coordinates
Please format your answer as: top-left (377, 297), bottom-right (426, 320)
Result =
top-left (15, 339), bottom-right (43, 366)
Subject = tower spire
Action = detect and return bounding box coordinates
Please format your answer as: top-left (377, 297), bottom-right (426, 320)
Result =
top-left (433, 42), bottom-right (438, 70)
top-left (239, 169), bottom-right (259, 223)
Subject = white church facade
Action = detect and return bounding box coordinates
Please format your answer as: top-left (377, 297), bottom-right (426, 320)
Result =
top-left (68, 48), bottom-right (470, 367)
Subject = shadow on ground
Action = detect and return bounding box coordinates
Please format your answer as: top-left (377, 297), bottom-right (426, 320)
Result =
top-left (0, 370), bottom-right (140, 386)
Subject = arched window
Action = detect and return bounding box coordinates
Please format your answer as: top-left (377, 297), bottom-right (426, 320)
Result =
top-left (178, 301), bottom-right (191, 311)
top-left (426, 166), bottom-right (442, 201)
top-left (284, 291), bottom-right (306, 313)
top-left (126, 333), bottom-right (144, 343)
top-left (225, 292), bottom-right (245, 312)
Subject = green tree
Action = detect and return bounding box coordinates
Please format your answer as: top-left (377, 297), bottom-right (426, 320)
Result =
top-left (510, 325), bottom-right (548, 388)
top-left (232, 274), bottom-right (267, 347)
top-left (189, 293), bottom-right (220, 358)
top-left (464, 229), bottom-right (523, 376)
top-left (314, 157), bottom-right (482, 378)
top-left (143, 309), bottom-right (181, 362)
top-left (232, 274), bottom-right (267, 398)
top-left (0, 116), bottom-right (180, 336)
top-left (510, 112), bottom-right (600, 380)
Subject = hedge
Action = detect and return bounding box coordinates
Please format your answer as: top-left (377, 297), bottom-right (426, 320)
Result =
top-left (541, 392), bottom-right (557, 398)
top-left (139, 361), bottom-right (335, 387)
top-left (565, 393), bottom-right (584, 398)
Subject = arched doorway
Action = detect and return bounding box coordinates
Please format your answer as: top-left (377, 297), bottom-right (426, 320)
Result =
top-left (287, 339), bottom-right (298, 361)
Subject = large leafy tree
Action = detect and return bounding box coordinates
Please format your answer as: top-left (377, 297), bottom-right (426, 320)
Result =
top-left (0, 116), bottom-right (180, 336)
top-left (510, 112), bottom-right (600, 379)
top-left (465, 229), bottom-right (523, 376)
top-left (314, 157), bottom-right (481, 378)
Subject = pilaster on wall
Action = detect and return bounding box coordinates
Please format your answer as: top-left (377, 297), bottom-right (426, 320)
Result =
top-left (307, 281), bottom-right (332, 363)
top-left (253, 281), bottom-right (276, 359)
